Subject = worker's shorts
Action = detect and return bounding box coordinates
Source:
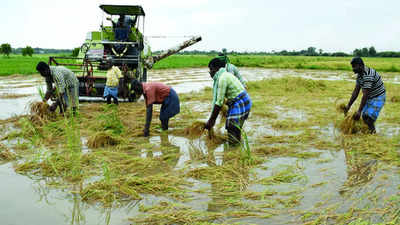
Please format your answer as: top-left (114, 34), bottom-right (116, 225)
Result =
top-left (362, 93), bottom-right (385, 121)
top-left (160, 88), bottom-right (180, 121)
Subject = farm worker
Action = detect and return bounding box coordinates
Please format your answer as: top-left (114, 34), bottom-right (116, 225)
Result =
top-left (104, 65), bottom-right (122, 105)
top-left (217, 50), bottom-right (247, 88)
top-left (343, 57), bottom-right (386, 134)
top-left (36, 61), bottom-right (79, 114)
top-left (205, 58), bottom-right (252, 144)
top-left (131, 80), bottom-right (180, 137)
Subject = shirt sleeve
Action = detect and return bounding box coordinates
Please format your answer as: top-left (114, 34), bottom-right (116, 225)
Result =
top-left (215, 75), bottom-right (228, 106)
top-left (45, 77), bottom-right (53, 96)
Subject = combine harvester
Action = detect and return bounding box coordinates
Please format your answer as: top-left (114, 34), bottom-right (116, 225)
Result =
top-left (48, 4), bottom-right (201, 101)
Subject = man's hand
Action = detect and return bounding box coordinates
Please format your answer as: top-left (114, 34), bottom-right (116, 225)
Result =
top-left (343, 105), bottom-right (350, 115)
top-left (353, 111), bottom-right (361, 121)
top-left (204, 119), bottom-right (216, 130)
top-left (143, 128), bottom-right (150, 137)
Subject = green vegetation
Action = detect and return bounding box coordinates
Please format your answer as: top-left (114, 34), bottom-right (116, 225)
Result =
top-left (1, 54), bottom-right (400, 76)
top-left (0, 54), bottom-right (53, 75)
top-left (21, 46), bottom-right (34, 57)
top-left (1, 76), bottom-right (400, 224)
top-left (0, 43), bottom-right (12, 57)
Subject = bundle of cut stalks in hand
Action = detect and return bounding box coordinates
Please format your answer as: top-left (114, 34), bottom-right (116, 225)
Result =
top-left (339, 112), bottom-right (369, 134)
top-left (29, 101), bottom-right (54, 124)
top-left (184, 121), bottom-right (206, 138)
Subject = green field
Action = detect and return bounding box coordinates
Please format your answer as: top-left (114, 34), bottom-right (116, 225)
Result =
top-left (1, 54), bottom-right (400, 76)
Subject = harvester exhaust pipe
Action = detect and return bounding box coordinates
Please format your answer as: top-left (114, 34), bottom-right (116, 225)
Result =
top-left (144, 35), bottom-right (202, 69)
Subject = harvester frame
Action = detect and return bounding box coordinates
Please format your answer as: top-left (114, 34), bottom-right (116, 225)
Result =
top-left (48, 4), bottom-right (201, 102)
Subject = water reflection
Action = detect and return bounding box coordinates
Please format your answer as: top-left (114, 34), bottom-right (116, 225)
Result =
top-left (340, 149), bottom-right (378, 194)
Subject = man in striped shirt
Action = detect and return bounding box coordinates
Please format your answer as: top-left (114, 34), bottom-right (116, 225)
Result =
top-left (36, 62), bottom-right (79, 114)
top-left (344, 57), bottom-right (386, 134)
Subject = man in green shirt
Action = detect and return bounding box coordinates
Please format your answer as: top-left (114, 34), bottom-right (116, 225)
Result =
top-left (205, 58), bottom-right (252, 144)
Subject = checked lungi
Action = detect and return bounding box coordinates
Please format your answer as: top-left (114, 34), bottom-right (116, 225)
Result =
top-left (362, 93), bottom-right (386, 121)
top-left (226, 91), bottom-right (252, 129)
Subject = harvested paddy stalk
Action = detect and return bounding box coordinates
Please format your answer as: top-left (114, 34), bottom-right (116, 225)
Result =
top-left (87, 131), bottom-right (120, 148)
top-left (336, 103), bottom-right (347, 113)
top-left (29, 101), bottom-right (54, 124)
top-left (184, 121), bottom-right (206, 138)
top-left (339, 112), bottom-right (369, 134)
top-left (390, 96), bottom-right (400, 102)
top-left (183, 121), bottom-right (226, 145)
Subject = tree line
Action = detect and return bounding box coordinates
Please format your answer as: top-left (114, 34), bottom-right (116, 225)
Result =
top-left (177, 46), bottom-right (400, 57)
top-left (1, 42), bottom-right (400, 58)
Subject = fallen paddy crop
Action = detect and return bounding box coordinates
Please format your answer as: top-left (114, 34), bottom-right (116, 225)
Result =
top-left (1, 75), bottom-right (400, 224)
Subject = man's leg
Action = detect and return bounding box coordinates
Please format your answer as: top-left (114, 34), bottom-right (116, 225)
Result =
top-left (113, 96), bottom-right (119, 105)
top-left (362, 114), bottom-right (376, 134)
top-left (227, 122), bottom-right (241, 145)
top-left (106, 95), bottom-right (112, 104)
top-left (161, 118), bottom-right (169, 130)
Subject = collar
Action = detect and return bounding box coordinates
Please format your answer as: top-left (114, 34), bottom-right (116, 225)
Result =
top-left (213, 67), bottom-right (226, 82)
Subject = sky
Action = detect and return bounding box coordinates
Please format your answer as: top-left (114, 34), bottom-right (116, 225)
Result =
top-left (1, 0), bottom-right (399, 53)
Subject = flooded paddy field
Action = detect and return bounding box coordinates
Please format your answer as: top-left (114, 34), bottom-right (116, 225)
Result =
top-left (0, 68), bottom-right (400, 225)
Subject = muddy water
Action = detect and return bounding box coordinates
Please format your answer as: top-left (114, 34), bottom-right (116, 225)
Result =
top-left (1, 68), bottom-right (399, 225)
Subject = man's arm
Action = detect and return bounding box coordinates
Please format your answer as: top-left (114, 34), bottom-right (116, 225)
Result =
top-left (144, 104), bottom-right (153, 136)
top-left (354, 88), bottom-right (369, 120)
top-left (43, 78), bottom-right (54, 102)
top-left (344, 83), bottom-right (361, 114)
top-left (205, 104), bottom-right (221, 130)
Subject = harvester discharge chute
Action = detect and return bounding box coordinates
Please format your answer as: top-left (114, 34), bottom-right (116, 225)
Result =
top-left (48, 4), bottom-right (201, 102)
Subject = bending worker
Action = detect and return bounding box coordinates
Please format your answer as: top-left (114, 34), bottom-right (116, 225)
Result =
top-left (131, 80), bottom-right (180, 137)
top-left (344, 57), bottom-right (386, 134)
top-left (205, 58), bottom-right (252, 144)
top-left (36, 61), bottom-right (79, 114)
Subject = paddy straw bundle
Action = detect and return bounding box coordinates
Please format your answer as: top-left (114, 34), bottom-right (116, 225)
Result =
top-left (390, 96), bottom-right (400, 102)
top-left (184, 121), bottom-right (206, 138)
top-left (29, 101), bottom-right (54, 125)
top-left (30, 101), bottom-right (51, 118)
top-left (87, 132), bottom-right (120, 148)
top-left (336, 103), bottom-right (347, 113)
top-left (339, 112), bottom-right (369, 134)
top-left (183, 121), bottom-right (226, 144)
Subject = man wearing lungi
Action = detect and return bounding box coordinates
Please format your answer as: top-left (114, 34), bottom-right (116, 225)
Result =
top-left (344, 57), bottom-right (386, 134)
top-left (131, 80), bottom-right (180, 137)
top-left (205, 58), bottom-right (252, 144)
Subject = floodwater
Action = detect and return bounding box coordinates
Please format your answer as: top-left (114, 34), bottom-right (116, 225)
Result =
top-left (0, 68), bottom-right (399, 225)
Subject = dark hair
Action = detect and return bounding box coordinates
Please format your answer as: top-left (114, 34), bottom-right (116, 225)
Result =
top-left (131, 79), bottom-right (143, 95)
top-left (36, 61), bottom-right (49, 73)
top-left (350, 57), bottom-right (364, 66)
top-left (208, 57), bottom-right (226, 69)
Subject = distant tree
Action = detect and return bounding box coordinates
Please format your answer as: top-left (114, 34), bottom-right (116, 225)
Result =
top-left (353, 48), bottom-right (362, 57)
top-left (0, 43), bottom-right (12, 57)
top-left (368, 46), bottom-right (377, 57)
top-left (22, 46), bottom-right (34, 56)
top-left (361, 47), bottom-right (369, 57)
top-left (306, 47), bottom-right (317, 56)
top-left (318, 49), bottom-right (323, 55)
top-left (72, 47), bottom-right (80, 57)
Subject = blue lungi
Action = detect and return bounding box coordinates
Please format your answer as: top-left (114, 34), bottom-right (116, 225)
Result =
top-left (362, 93), bottom-right (386, 121)
top-left (160, 88), bottom-right (180, 121)
top-left (103, 86), bottom-right (118, 99)
top-left (226, 91), bottom-right (252, 129)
